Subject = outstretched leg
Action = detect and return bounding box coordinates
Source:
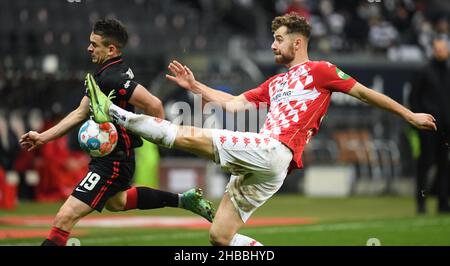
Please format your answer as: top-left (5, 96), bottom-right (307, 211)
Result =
top-left (86, 73), bottom-right (216, 160)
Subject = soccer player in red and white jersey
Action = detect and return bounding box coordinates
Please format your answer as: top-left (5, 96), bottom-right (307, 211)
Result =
top-left (86, 13), bottom-right (437, 246)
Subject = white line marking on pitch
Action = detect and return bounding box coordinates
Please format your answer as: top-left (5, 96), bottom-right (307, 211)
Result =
top-left (3, 217), bottom-right (450, 245)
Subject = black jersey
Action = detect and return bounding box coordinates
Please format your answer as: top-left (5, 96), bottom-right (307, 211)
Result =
top-left (89, 56), bottom-right (143, 161)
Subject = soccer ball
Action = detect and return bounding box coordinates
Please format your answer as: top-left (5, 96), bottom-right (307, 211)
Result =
top-left (78, 120), bottom-right (118, 157)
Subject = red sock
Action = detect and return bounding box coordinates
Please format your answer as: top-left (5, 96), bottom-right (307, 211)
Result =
top-left (47, 226), bottom-right (69, 246)
top-left (124, 187), bottom-right (138, 210)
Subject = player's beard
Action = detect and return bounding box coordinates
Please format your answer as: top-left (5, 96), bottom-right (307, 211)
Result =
top-left (274, 46), bottom-right (295, 65)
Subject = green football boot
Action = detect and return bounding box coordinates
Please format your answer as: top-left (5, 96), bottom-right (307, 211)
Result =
top-left (181, 188), bottom-right (215, 222)
top-left (85, 73), bottom-right (115, 123)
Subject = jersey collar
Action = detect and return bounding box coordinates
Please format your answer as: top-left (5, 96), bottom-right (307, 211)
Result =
top-left (288, 60), bottom-right (310, 71)
top-left (95, 56), bottom-right (123, 76)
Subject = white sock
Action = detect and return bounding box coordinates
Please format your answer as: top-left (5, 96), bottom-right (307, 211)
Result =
top-left (109, 104), bottom-right (178, 148)
top-left (229, 234), bottom-right (263, 246)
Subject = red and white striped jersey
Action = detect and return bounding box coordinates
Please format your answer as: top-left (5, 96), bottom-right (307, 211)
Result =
top-left (244, 60), bottom-right (356, 169)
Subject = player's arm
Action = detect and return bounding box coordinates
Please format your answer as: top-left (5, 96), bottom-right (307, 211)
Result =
top-left (165, 60), bottom-right (250, 112)
top-left (128, 84), bottom-right (165, 119)
top-left (19, 96), bottom-right (90, 151)
top-left (347, 82), bottom-right (437, 131)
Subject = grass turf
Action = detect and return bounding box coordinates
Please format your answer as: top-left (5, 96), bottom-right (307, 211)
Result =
top-left (0, 195), bottom-right (449, 246)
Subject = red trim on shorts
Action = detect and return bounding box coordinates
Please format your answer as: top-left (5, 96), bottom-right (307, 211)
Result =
top-left (90, 162), bottom-right (120, 209)
top-left (119, 100), bottom-right (132, 157)
top-left (120, 126), bottom-right (131, 157)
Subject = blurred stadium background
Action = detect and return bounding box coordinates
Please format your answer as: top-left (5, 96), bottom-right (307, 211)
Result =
top-left (1, 0), bottom-right (450, 245)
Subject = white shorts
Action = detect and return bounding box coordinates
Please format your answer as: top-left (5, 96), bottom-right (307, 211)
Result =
top-left (211, 129), bottom-right (293, 222)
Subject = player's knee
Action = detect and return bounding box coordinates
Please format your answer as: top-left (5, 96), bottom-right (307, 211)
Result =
top-left (53, 210), bottom-right (78, 230)
top-left (209, 229), bottom-right (232, 246)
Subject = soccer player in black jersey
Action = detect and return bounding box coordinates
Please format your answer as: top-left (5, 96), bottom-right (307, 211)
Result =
top-left (20, 18), bottom-right (214, 246)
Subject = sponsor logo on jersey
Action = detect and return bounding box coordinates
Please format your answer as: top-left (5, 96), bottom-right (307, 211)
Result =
top-left (335, 67), bottom-right (350, 80)
top-left (125, 68), bottom-right (134, 79)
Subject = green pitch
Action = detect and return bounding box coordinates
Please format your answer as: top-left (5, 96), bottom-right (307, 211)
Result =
top-left (1, 195), bottom-right (449, 246)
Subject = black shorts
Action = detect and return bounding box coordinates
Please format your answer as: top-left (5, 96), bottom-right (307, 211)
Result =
top-left (71, 157), bottom-right (135, 212)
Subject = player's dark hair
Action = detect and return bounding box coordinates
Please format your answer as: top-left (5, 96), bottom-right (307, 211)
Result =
top-left (93, 18), bottom-right (128, 49)
top-left (272, 13), bottom-right (311, 39)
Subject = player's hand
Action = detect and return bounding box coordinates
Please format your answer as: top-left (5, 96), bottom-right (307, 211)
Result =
top-left (19, 131), bottom-right (45, 151)
top-left (409, 113), bottom-right (437, 131)
top-left (165, 60), bottom-right (196, 90)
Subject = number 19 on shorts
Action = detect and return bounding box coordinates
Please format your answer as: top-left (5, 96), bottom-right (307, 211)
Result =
top-left (78, 172), bottom-right (101, 191)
